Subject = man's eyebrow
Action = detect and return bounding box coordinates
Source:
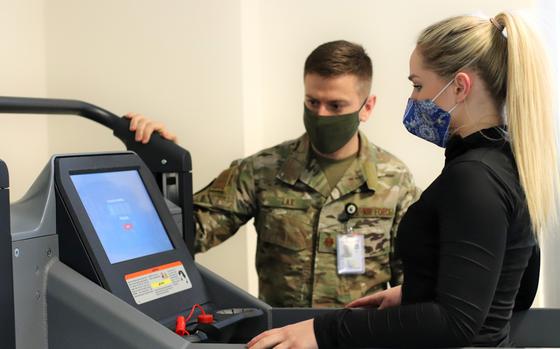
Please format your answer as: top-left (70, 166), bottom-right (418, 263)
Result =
top-left (304, 96), bottom-right (349, 104)
top-left (327, 99), bottom-right (348, 104)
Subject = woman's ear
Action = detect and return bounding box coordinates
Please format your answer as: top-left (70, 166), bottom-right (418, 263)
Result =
top-left (454, 72), bottom-right (472, 103)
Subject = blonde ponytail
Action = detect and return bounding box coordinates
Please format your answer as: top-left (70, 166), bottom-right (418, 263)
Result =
top-left (495, 13), bottom-right (559, 235)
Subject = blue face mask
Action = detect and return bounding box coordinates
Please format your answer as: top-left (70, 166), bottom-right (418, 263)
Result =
top-left (402, 79), bottom-right (457, 148)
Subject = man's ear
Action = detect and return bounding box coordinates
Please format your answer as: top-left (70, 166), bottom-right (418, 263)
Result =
top-left (360, 95), bottom-right (377, 122)
top-left (454, 72), bottom-right (472, 103)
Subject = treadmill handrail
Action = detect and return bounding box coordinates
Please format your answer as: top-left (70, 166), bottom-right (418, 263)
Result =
top-left (0, 96), bottom-right (196, 254)
top-left (0, 96), bottom-right (118, 128)
top-left (0, 96), bottom-right (192, 172)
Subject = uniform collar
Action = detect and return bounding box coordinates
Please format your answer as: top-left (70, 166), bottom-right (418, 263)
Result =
top-left (356, 131), bottom-right (380, 193)
top-left (277, 131), bottom-right (379, 197)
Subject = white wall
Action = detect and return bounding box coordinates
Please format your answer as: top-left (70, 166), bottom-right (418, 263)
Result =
top-left (240, 0), bottom-right (264, 294)
top-left (0, 0), bottom-right (48, 201)
top-left (537, 0), bottom-right (560, 307)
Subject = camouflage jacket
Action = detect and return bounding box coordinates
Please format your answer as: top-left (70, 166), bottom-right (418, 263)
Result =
top-left (194, 131), bottom-right (420, 307)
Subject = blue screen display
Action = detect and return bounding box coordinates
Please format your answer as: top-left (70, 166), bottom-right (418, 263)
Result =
top-left (71, 170), bottom-right (174, 264)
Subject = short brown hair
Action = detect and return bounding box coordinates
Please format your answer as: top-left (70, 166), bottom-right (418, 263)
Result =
top-left (304, 40), bottom-right (373, 96)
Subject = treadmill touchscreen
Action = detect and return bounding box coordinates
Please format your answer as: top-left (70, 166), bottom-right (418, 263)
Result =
top-left (71, 170), bottom-right (174, 264)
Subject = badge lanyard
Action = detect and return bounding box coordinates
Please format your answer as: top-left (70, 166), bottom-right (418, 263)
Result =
top-left (337, 203), bottom-right (366, 275)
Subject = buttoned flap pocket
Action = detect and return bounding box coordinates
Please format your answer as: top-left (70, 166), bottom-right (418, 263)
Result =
top-left (349, 215), bottom-right (393, 257)
top-left (317, 223), bottom-right (389, 257)
top-left (256, 195), bottom-right (312, 251)
top-left (316, 205), bottom-right (395, 257)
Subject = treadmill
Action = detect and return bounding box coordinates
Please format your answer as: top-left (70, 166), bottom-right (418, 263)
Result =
top-left (1, 96), bottom-right (559, 348)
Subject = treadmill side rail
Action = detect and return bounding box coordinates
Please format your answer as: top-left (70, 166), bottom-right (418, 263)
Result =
top-left (0, 160), bottom-right (15, 349)
top-left (47, 260), bottom-right (189, 349)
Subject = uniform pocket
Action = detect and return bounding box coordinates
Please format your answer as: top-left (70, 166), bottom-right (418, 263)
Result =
top-left (349, 216), bottom-right (392, 257)
top-left (256, 196), bottom-right (312, 251)
top-left (316, 214), bottom-right (393, 257)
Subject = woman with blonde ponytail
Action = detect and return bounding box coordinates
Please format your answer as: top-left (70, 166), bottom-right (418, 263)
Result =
top-left (248, 12), bottom-right (558, 349)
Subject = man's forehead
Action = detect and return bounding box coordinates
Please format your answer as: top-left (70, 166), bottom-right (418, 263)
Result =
top-left (304, 73), bottom-right (362, 99)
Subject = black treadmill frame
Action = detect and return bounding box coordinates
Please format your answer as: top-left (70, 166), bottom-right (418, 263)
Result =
top-left (0, 160), bottom-right (15, 348)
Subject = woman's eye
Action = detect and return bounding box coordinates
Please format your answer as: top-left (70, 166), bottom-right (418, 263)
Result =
top-left (413, 85), bottom-right (422, 92)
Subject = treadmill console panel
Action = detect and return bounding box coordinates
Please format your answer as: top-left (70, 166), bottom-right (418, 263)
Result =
top-left (54, 153), bottom-right (209, 322)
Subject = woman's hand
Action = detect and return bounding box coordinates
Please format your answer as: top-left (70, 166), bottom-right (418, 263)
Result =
top-left (346, 285), bottom-right (402, 310)
top-left (247, 319), bottom-right (318, 349)
top-left (124, 112), bottom-right (177, 144)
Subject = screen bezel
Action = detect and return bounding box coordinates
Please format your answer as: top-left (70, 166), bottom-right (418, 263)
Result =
top-left (55, 153), bottom-right (209, 321)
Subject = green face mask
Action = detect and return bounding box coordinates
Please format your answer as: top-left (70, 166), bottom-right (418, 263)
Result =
top-left (303, 100), bottom-right (366, 154)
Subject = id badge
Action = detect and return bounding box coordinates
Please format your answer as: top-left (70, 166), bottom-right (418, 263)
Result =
top-left (336, 234), bottom-right (365, 275)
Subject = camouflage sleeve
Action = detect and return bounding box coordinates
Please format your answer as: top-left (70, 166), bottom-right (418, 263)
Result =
top-left (389, 169), bottom-right (422, 286)
top-left (193, 158), bottom-right (257, 253)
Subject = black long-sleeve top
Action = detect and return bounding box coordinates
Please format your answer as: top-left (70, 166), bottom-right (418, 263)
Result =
top-left (314, 127), bottom-right (537, 348)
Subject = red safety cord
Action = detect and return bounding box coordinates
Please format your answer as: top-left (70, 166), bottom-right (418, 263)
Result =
top-left (185, 304), bottom-right (206, 322)
top-left (175, 303), bottom-right (214, 336)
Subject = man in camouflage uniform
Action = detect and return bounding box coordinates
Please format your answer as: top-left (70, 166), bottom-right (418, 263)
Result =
top-left (194, 131), bottom-right (417, 307)
top-left (127, 40), bottom-right (419, 308)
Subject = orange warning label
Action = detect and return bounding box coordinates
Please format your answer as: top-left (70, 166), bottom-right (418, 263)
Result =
top-left (125, 261), bottom-right (191, 305)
